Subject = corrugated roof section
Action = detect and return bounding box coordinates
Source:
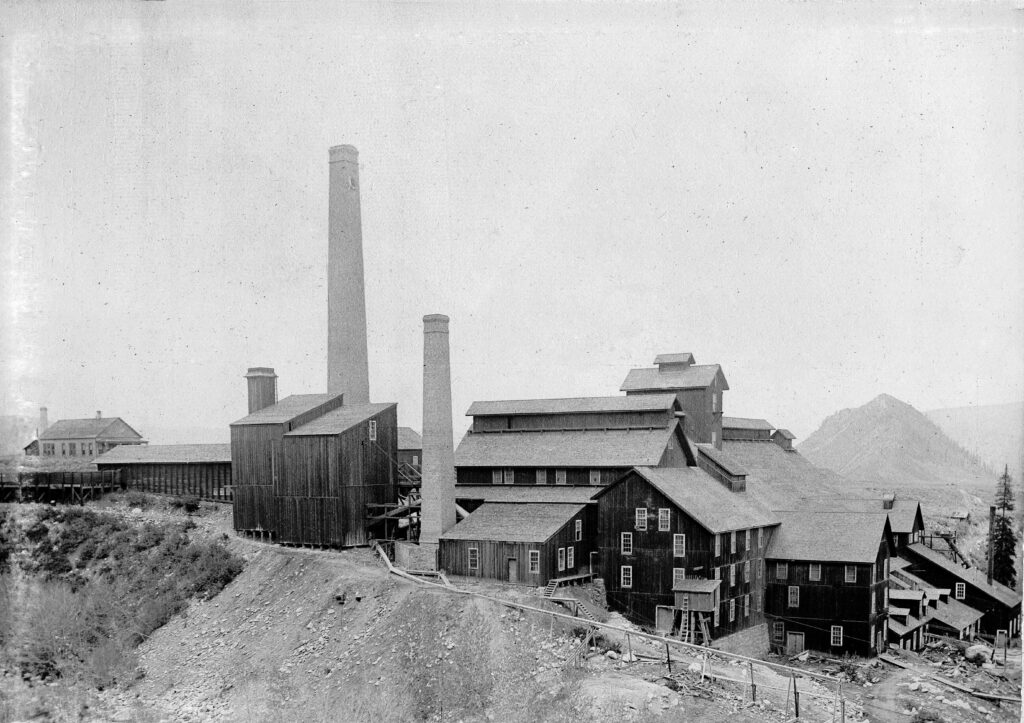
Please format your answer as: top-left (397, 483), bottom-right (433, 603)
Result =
top-left (439, 502), bottom-right (585, 543)
top-left (231, 394), bottom-right (342, 426)
top-left (767, 511), bottom-right (890, 563)
top-left (722, 417), bottom-right (775, 431)
top-left (905, 543), bottom-right (1020, 608)
top-left (620, 364), bottom-right (728, 392)
top-left (398, 427), bottom-right (422, 450)
top-left (466, 394), bottom-right (678, 417)
top-left (95, 444), bottom-right (231, 464)
top-left (286, 403), bottom-right (395, 436)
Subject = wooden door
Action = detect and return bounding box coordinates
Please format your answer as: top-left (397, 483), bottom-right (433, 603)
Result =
top-left (508, 558), bottom-right (518, 583)
top-left (785, 632), bottom-right (805, 655)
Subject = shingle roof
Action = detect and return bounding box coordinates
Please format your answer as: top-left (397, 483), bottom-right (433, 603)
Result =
top-left (286, 403), bottom-right (395, 436)
top-left (94, 443), bottom-right (231, 464)
top-left (773, 429), bottom-right (796, 440)
top-left (931, 598), bottom-right (984, 631)
top-left (439, 503), bottom-right (585, 543)
top-left (466, 394), bottom-right (678, 417)
top-left (654, 353), bottom-right (695, 366)
top-left (783, 497), bottom-right (923, 534)
top-left (719, 441), bottom-right (850, 511)
top-left (40, 418), bottom-right (140, 441)
top-left (455, 425), bottom-right (682, 468)
top-left (890, 589), bottom-right (925, 602)
top-left (454, 485), bottom-right (600, 504)
top-left (602, 466), bottom-right (779, 534)
top-left (767, 511), bottom-right (890, 563)
top-left (905, 543), bottom-right (1021, 608)
top-left (696, 444), bottom-right (749, 477)
top-left (620, 364), bottom-right (728, 392)
top-left (672, 578), bottom-right (721, 593)
top-left (398, 427), bottom-right (422, 450)
top-left (231, 394), bottom-right (342, 426)
top-left (722, 417), bottom-right (774, 431)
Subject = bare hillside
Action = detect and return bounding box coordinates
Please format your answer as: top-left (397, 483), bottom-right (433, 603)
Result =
top-left (926, 402), bottom-right (1024, 481)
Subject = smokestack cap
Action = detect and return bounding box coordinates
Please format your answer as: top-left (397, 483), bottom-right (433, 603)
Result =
top-left (329, 145), bottom-right (359, 163)
top-left (423, 314), bottom-right (450, 333)
top-left (245, 367), bottom-right (278, 378)
top-left (96, 411), bottom-right (102, 419)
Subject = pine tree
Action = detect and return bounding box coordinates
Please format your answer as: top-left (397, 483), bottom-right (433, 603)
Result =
top-left (990, 465), bottom-right (1018, 589)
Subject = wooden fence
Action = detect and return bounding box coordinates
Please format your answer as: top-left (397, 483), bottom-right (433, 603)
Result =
top-left (0, 470), bottom-right (125, 504)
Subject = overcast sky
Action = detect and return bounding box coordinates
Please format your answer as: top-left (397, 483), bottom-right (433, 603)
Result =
top-left (2, 1), bottom-right (1021, 444)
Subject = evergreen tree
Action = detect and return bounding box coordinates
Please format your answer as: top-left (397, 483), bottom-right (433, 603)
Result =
top-left (990, 465), bottom-right (1018, 589)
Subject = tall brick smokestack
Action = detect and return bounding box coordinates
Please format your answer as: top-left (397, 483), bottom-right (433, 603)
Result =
top-left (39, 407), bottom-right (48, 435)
top-left (245, 367), bottom-right (278, 414)
top-left (327, 145), bottom-right (370, 403)
top-left (419, 314), bottom-right (456, 544)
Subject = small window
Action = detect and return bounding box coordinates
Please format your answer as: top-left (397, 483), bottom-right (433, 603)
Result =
top-left (714, 567), bottom-right (720, 581)
top-left (776, 562), bottom-right (788, 580)
top-left (658, 508), bottom-right (671, 531)
top-left (884, 586), bottom-right (889, 606)
top-left (412, 455), bottom-right (419, 466)
top-left (555, 469), bottom-right (567, 485)
top-left (81, 443), bottom-right (87, 455)
top-left (368, 420), bottom-right (377, 441)
top-left (69, 444), bottom-right (76, 456)
top-left (673, 568), bottom-right (686, 588)
top-left (492, 469), bottom-right (502, 485)
top-left (673, 534), bottom-right (686, 557)
top-left (535, 469), bottom-right (546, 485)
top-left (715, 534), bottom-right (721, 557)
top-left (753, 594), bottom-right (760, 613)
top-left (772, 621), bottom-right (784, 642)
top-left (712, 392), bottom-right (719, 413)
top-left (955, 582), bottom-right (965, 600)
top-left (529, 550), bottom-right (540, 573)
top-left (729, 599), bottom-right (736, 622)
top-left (620, 565), bottom-right (632, 588)
top-left (831, 626), bottom-right (843, 646)
top-left (558, 547), bottom-right (566, 572)
top-left (884, 557), bottom-right (890, 577)
top-left (788, 586), bottom-right (799, 608)
top-left (574, 519), bottom-right (582, 541)
top-left (744, 594), bottom-right (750, 617)
top-left (468, 548), bottom-right (479, 571)
top-left (635, 508), bottom-right (647, 531)
top-left (745, 529), bottom-right (750, 551)
top-left (62, 443), bottom-right (67, 455)
top-left (730, 564), bottom-right (736, 587)
top-left (809, 563), bottom-right (822, 581)
top-left (503, 468), bottom-right (514, 485)
top-left (743, 560), bottom-right (750, 582)
top-left (567, 546), bottom-right (575, 568)
top-left (730, 531), bottom-right (736, 554)
top-left (758, 527), bottom-right (764, 548)
top-left (621, 532), bottom-right (633, 555)
top-left (844, 565), bottom-right (856, 583)
top-left (589, 469), bottom-right (602, 485)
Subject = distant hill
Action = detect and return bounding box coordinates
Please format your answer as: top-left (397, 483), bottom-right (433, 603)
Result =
top-left (926, 401), bottom-right (1024, 482)
top-left (0, 415), bottom-right (36, 456)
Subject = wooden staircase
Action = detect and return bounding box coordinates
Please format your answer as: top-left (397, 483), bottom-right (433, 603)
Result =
top-left (543, 579), bottom-right (559, 598)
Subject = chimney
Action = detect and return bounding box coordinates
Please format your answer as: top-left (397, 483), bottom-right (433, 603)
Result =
top-left (327, 144), bottom-right (371, 404)
top-left (882, 492), bottom-right (895, 510)
top-left (655, 353), bottom-right (694, 373)
top-left (419, 314), bottom-right (456, 545)
top-left (245, 367), bottom-right (278, 414)
top-left (39, 407), bottom-right (48, 434)
top-left (96, 410), bottom-right (102, 419)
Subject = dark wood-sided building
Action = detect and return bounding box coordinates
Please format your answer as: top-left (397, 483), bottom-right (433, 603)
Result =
top-left (94, 443), bottom-right (233, 501)
top-left (439, 502), bottom-right (593, 585)
top-left (594, 466), bottom-right (779, 639)
top-left (765, 511), bottom-right (893, 657)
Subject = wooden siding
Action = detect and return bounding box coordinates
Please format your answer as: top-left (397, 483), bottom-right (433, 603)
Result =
top-left (97, 462), bottom-right (232, 501)
top-left (233, 484), bottom-right (275, 531)
top-left (597, 471), bottom-right (771, 636)
top-left (471, 409), bottom-right (672, 434)
top-left (231, 423), bottom-right (284, 532)
top-left (723, 428), bottom-right (771, 442)
top-left (456, 466), bottom-right (628, 487)
top-left (627, 384), bottom-right (722, 447)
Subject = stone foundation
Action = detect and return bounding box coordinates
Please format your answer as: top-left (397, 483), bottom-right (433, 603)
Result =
top-left (394, 541), bottom-right (438, 571)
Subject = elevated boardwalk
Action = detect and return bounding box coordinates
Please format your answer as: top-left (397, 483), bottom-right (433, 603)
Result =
top-left (0, 470), bottom-right (124, 504)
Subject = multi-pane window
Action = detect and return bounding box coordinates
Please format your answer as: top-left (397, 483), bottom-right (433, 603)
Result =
top-left (589, 469), bottom-right (602, 485)
top-left (809, 563), bottom-right (822, 581)
top-left (844, 565), bottom-right (856, 583)
top-left (555, 469), bottom-right (567, 485)
top-left (673, 568), bottom-right (686, 588)
top-left (635, 508), bottom-right (647, 531)
top-left (729, 564), bottom-right (736, 587)
top-left (831, 626), bottom-right (844, 646)
top-left (62, 443), bottom-right (67, 455)
top-left (745, 529), bottom-right (750, 551)
top-left (788, 586), bottom-right (800, 608)
top-left (529, 550), bottom-right (540, 573)
top-left (753, 594), bottom-right (760, 613)
top-left (673, 534), bottom-right (686, 557)
top-left (567, 547), bottom-right (575, 568)
top-left (743, 560), bottom-right (750, 582)
top-left (729, 599), bottom-right (736, 622)
top-left (503, 468), bottom-right (515, 485)
top-left (714, 567), bottom-right (720, 581)
top-left (468, 548), bottom-right (479, 570)
top-left (69, 444), bottom-right (76, 456)
top-left (884, 585), bottom-right (889, 607)
top-left (535, 469), bottom-right (546, 485)
top-left (492, 469), bottom-right (502, 485)
top-left (776, 562), bottom-right (788, 580)
top-left (730, 531), bottom-right (736, 554)
top-left (658, 508), bottom-right (671, 531)
top-left (955, 582), bottom-right (966, 600)
top-left (558, 548), bottom-right (566, 571)
top-left (620, 532), bottom-right (633, 555)
top-left (621, 566), bottom-right (632, 588)
top-left (758, 527), bottom-right (764, 548)
top-left (772, 622), bottom-right (784, 642)
top-left (715, 534), bottom-right (721, 557)
top-left (368, 420), bottom-right (377, 441)
top-left (575, 520), bottom-right (582, 541)
top-left (744, 594), bottom-right (750, 617)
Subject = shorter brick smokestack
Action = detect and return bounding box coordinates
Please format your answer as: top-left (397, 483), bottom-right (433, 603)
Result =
top-left (96, 410), bottom-right (102, 419)
top-left (245, 367), bottom-right (278, 414)
top-left (39, 407), bottom-right (48, 435)
top-left (419, 314), bottom-right (456, 545)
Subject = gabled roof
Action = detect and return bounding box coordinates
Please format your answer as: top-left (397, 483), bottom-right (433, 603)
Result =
top-left (455, 485), bottom-right (600, 504)
top-left (285, 403), bottom-right (394, 436)
top-left (439, 502), bottom-right (585, 543)
top-left (696, 444), bottom-right (749, 477)
top-left (620, 364), bottom-right (729, 392)
top-left (672, 578), bottom-right (721, 593)
top-left (932, 597), bottom-right (984, 631)
top-left (767, 511), bottom-right (891, 563)
top-left (785, 497), bottom-right (924, 535)
top-left (398, 427), bottom-right (422, 450)
top-left (466, 394), bottom-right (679, 417)
top-left (595, 466), bottom-right (779, 534)
top-left (95, 443), bottom-right (231, 464)
top-left (40, 417), bottom-right (143, 441)
top-left (719, 440), bottom-right (849, 511)
top-left (654, 353), bottom-right (695, 366)
top-left (722, 417), bottom-right (774, 431)
top-left (890, 589), bottom-right (925, 602)
top-left (905, 543), bottom-right (1021, 608)
top-left (230, 393), bottom-right (342, 426)
top-left (455, 423), bottom-right (686, 468)
top-left (772, 429), bottom-right (796, 440)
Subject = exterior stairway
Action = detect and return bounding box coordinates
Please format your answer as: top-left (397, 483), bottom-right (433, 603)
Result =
top-left (543, 579), bottom-right (559, 598)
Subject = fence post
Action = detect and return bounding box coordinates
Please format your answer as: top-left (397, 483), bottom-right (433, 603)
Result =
top-left (665, 642), bottom-right (672, 673)
top-left (748, 661), bottom-right (756, 701)
top-left (792, 674), bottom-right (800, 718)
top-left (626, 634), bottom-right (632, 664)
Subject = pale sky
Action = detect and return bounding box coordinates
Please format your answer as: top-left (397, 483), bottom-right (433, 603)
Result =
top-left (2, 1), bottom-right (1022, 444)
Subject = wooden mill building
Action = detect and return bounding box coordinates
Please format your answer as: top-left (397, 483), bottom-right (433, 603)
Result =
top-left (95, 443), bottom-right (232, 501)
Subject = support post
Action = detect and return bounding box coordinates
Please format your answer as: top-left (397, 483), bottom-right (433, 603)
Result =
top-left (665, 642), bottom-right (672, 673)
top-left (793, 674), bottom-right (800, 718)
top-left (626, 634), bottom-right (632, 664)
top-left (748, 661), bottom-right (756, 701)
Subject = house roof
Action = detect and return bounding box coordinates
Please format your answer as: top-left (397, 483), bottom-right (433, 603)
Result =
top-left (285, 403), bottom-right (394, 436)
top-left (620, 364), bottom-right (729, 392)
top-left (654, 353), bottom-right (695, 366)
top-left (890, 589), bottom-right (925, 602)
top-left (455, 424), bottom-right (684, 468)
top-left (767, 511), bottom-right (890, 563)
top-left (722, 417), bottom-right (774, 431)
top-left (230, 393), bottom-right (342, 426)
top-left (888, 606), bottom-right (911, 618)
top-left (95, 443), bottom-right (231, 464)
top-left (672, 578), bottom-right (722, 593)
top-left (906, 543), bottom-right (1021, 608)
top-left (718, 441), bottom-right (850, 511)
top-left (596, 466), bottom-right (779, 534)
top-left (398, 427), bottom-right (422, 451)
top-left (466, 394), bottom-right (679, 417)
top-left (439, 502), bottom-right (585, 543)
top-left (454, 485), bottom-right (600, 504)
top-left (791, 498), bottom-right (923, 534)
top-left (40, 418), bottom-right (142, 441)
top-left (696, 444), bottom-right (749, 477)
top-left (773, 429), bottom-right (796, 440)
top-left (932, 598), bottom-right (984, 631)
